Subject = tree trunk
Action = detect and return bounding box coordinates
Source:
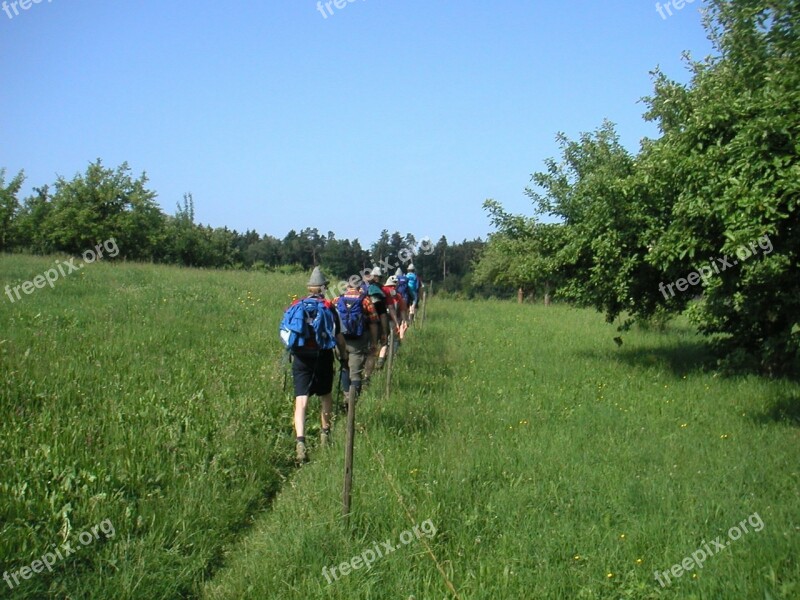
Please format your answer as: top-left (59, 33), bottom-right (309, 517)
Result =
top-left (517, 288), bottom-right (524, 304)
top-left (544, 282), bottom-right (551, 306)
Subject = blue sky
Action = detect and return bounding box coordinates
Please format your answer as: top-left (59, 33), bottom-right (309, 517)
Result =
top-left (1, 0), bottom-right (713, 245)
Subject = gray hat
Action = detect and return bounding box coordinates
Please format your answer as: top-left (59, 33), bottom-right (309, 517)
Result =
top-left (395, 267), bottom-right (403, 277)
top-left (307, 266), bottom-right (329, 287)
top-left (370, 266), bottom-right (382, 277)
top-left (407, 263), bottom-right (416, 271)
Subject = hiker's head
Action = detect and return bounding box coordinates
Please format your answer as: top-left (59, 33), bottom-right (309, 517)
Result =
top-left (307, 266), bottom-right (329, 294)
top-left (370, 266), bottom-right (382, 282)
top-left (407, 264), bottom-right (416, 272)
top-left (385, 276), bottom-right (398, 287)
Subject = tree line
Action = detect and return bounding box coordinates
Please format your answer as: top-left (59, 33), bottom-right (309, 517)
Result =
top-left (0, 161), bottom-right (494, 295)
top-left (474, 0), bottom-right (799, 374)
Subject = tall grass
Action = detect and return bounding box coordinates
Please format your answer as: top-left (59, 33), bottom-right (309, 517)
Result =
top-left (1, 257), bottom-right (798, 599)
top-left (1, 256), bottom-right (301, 599)
top-left (204, 299), bottom-right (799, 599)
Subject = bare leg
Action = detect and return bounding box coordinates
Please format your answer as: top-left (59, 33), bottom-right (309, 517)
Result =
top-left (294, 395), bottom-right (309, 438)
top-left (320, 393), bottom-right (333, 430)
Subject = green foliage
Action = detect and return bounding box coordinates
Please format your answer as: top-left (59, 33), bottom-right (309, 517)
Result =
top-left (42, 160), bottom-right (163, 260)
top-left (14, 185), bottom-right (54, 254)
top-left (641, 0), bottom-right (800, 373)
top-left (1, 159), bottom-right (489, 296)
top-left (476, 0), bottom-right (800, 373)
top-left (474, 199), bottom-right (566, 301)
top-left (0, 169), bottom-right (25, 252)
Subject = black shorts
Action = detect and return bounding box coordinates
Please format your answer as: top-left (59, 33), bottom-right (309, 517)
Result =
top-left (291, 349), bottom-right (335, 397)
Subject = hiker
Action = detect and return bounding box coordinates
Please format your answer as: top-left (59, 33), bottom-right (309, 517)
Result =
top-left (406, 264), bottom-right (420, 320)
top-left (364, 267), bottom-right (389, 382)
top-left (382, 274), bottom-right (403, 335)
top-left (280, 267), bottom-right (348, 462)
top-left (334, 278), bottom-right (380, 408)
top-left (384, 275), bottom-right (409, 339)
top-left (394, 267), bottom-right (411, 307)
top-left (367, 275), bottom-right (404, 369)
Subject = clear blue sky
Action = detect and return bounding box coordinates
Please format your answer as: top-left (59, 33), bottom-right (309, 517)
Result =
top-left (1, 0), bottom-right (713, 245)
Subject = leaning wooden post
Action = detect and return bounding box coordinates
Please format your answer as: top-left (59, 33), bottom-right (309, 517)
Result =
top-left (385, 329), bottom-right (395, 399)
top-left (342, 386), bottom-right (356, 526)
top-left (421, 290), bottom-right (428, 327)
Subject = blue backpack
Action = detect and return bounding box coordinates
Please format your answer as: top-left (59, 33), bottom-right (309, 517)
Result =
top-left (407, 272), bottom-right (419, 293)
top-left (396, 275), bottom-right (410, 303)
top-left (337, 294), bottom-right (366, 339)
top-left (279, 297), bottom-right (337, 351)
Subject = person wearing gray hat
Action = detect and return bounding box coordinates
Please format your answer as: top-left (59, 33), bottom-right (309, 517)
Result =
top-left (284, 266), bottom-right (348, 463)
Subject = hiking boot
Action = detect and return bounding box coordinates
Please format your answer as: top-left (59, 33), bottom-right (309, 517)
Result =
top-left (295, 441), bottom-right (308, 463)
top-left (320, 429), bottom-right (332, 448)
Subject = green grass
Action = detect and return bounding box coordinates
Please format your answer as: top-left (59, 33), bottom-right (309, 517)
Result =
top-left (1, 256), bottom-right (798, 599)
top-left (0, 255), bottom-right (302, 599)
top-left (203, 300), bottom-right (800, 599)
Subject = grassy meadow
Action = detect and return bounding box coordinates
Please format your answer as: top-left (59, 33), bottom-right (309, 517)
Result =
top-left (1, 255), bottom-right (798, 599)
top-left (0, 255), bottom-right (303, 599)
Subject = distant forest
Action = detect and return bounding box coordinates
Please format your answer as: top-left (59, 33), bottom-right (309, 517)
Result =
top-left (0, 162), bottom-right (509, 298)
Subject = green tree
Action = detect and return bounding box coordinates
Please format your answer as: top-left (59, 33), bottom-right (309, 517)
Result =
top-left (44, 160), bottom-right (163, 259)
top-left (0, 169), bottom-right (25, 251)
top-left (474, 200), bottom-right (564, 303)
top-left (15, 186), bottom-right (54, 253)
top-left (639, 0), bottom-right (800, 373)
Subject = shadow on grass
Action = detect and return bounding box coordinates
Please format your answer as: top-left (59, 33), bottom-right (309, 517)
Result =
top-left (754, 393), bottom-right (800, 427)
top-left (578, 339), bottom-right (715, 377)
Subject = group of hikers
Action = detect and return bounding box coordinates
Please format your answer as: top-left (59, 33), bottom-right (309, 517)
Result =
top-left (279, 264), bottom-right (422, 462)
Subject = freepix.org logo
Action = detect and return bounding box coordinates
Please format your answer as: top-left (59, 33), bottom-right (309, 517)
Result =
top-left (4, 238), bottom-right (119, 304)
top-left (322, 519), bottom-right (437, 584)
top-left (2, 0), bottom-right (53, 21)
top-left (316, 0), bottom-right (366, 20)
top-left (658, 234), bottom-right (773, 300)
top-left (3, 519), bottom-right (115, 591)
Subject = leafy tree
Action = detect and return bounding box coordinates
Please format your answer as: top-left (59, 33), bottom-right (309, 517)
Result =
top-left (14, 186), bottom-right (53, 253)
top-left (43, 160), bottom-right (162, 259)
top-left (320, 236), bottom-right (354, 279)
top-left (478, 0), bottom-right (800, 373)
top-left (166, 193), bottom-right (204, 266)
top-left (300, 228), bottom-right (325, 267)
top-left (527, 121), bottom-right (665, 319)
top-left (370, 230), bottom-right (391, 269)
top-left (243, 235), bottom-right (282, 268)
top-left (474, 200), bottom-right (564, 303)
top-left (0, 169), bottom-right (24, 251)
top-left (639, 0), bottom-right (800, 373)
